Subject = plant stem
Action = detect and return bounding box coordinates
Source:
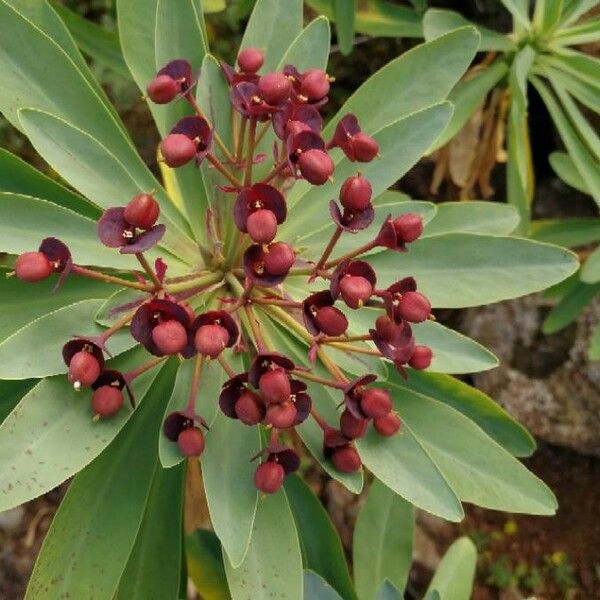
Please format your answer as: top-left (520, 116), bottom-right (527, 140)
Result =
top-left (185, 354), bottom-right (204, 414)
top-left (244, 118), bottom-right (257, 186)
top-left (244, 304), bottom-right (267, 352)
top-left (251, 297), bottom-right (302, 308)
top-left (217, 354), bottom-right (237, 379)
top-left (70, 265), bottom-right (152, 292)
top-left (322, 334), bottom-right (372, 343)
top-left (186, 94), bottom-right (236, 163)
top-left (125, 355), bottom-right (167, 381)
top-left (236, 116), bottom-right (247, 162)
top-left (310, 226), bottom-right (342, 277)
top-left (207, 153), bottom-right (243, 188)
top-left (98, 308), bottom-right (138, 343)
top-left (135, 252), bottom-right (162, 290)
top-left (318, 348), bottom-right (349, 384)
top-left (324, 239), bottom-right (378, 269)
top-left (310, 407), bottom-right (330, 432)
top-left (262, 158), bottom-right (289, 184)
top-left (254, 121), bottom-right (271, 147)
top-left (165, 270), bottom-right (223, 294)
top-left (292, 369), bottom-right (346, 390)
top-left (327, 342), bottom-right (381, 356)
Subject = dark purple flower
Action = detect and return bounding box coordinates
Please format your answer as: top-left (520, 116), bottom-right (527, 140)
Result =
top-left (330, 260), bottom-right (377, 309)
top-left (169, 116), bottom-right (213, 163)
top-left (343, 374), bottom-right (378, 419)
top-left (248, 353), bottom-right (294, 389)
top-left (230, 81), bottom-right (282, 120)
top-left (327, 114), bottom-right (379, 162)
top-left (233, 183), bottom-right (287, 233)
top-left (329, 200), bottom-right (375, 233)
top-left (97, 207), bottom-right (165, 254)
top-left (302, 290), bottom-right (348, 337)
top-left (272, 102), bottom-right (323, 140)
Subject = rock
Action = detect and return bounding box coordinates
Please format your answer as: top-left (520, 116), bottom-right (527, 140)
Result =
top-left (462, 294), bottom-right (600, 456)
top-left (0, 506), bottom-right (25, 534)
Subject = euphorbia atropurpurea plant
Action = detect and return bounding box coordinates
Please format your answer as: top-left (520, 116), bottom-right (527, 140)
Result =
top-left (0, 1), bottom-right (580, 598)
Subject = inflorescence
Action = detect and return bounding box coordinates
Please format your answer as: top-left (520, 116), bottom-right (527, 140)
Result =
top-left (13, 47), bottom-right (433, 494)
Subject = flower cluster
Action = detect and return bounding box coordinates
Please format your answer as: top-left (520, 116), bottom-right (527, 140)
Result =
top-left (12, 47), bottom-right (433, 495)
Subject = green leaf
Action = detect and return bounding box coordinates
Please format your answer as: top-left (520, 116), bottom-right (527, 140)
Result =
top-left (582, 245), bottom-right (600, 283)
top-left (203, 0), bottom-right (226, 12)
top-left (543, 49), bottom-right (600, 92)
top-left (224, 492), bottom-right (303, 599)
top-left (353, 479), bottom-right (414, 599)
top-left (277, 16), bottom-right (331, 72)
top-left (398, 370), bottom-right (535, 458)
top-left (18, 109), bottom-right (198, 264)
top-left (238, 0), bottom-right (303, 72)
top-left (500, 0), bottom-right (531, 29)
top-left (533, 0), bottom-right (564, 32)
top-left (0, 147), bottom-right (99, 219)
top-left (0, 347), bottom-right (166, 511)
top-left (0, 299), bottom-right (136, 380)
top-left (375, 581), bottom-right (403, 600)
top-left (589, 320), bottom-right (600, 360)
top-left (285, 474), bottom-right (356, 600)
top-left (324, 28), bottom-right (480, 136)
top-left (423, 201), bottom-right (520, 237)
top-left (305, 0), bottom-right (423, 38)
top-left (559, 0), bottom-right (600, 27)
top-left (115, 462), bottom-right (185, 599)
top-left (425, 537), bottom-right (477, 600)
top-left (393, 380), bottom-right (558, 515)
top-left (25, 360), bottom-right (176, 600)
top-left (186, 529), bottom-right (231, 600)
top-left (549, 151), bottom-right (591, 195)
top-left (0, 268), bottom-right (113, 343)
top-left (51, 2), bottom-right (129, 77)
top-left (532, 76), bottom-right (600, 208)
top-left (286, 103), bottom-right (453, 229)
top-left (356, 429), bottom-right (464, 522)
top-left (433, 60), bottom-right (509, 149)
top-left (530, 217), bottom-right (600, 247)
top-left (0, 379), bottom-right (36, 425)
top-left (159, 358), bottom-right (227, 468)
top-left (553, 15), bottom-right (600, 44)
top-left (423, 9), bottom-right (514, 51)
top-left (0, 193), bottom-right (145, 271)
top-left (543, 279), bottom-right (600, 333)
top-left (303, 571), bottom-right (344, 600)
top-left (203, 411), bottom-right (261, 568)
top-left (333, 0), bottom-right (356, 55)
top-left (366, 233), bottom-right (579, 308)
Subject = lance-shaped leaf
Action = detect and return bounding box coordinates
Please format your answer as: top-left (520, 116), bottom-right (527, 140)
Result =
top-left (186, 528), bottom-right (230, 600)
top-left (425, 537), bottom-right (477, 600)
top-left (224, 492), bottom-right (303, 600)
top-left (354, 479), bottom-right (414, 599)
top-left (390, 380), bottom-right (558, 515)
top-left (0, 347), bottom-right (167, 511)
top-left (0, 299), bottom-right (137, 380)
top-left (285, 475), bottom-right (356, 600)
top-left (115, 461), bottom-right (185, 599)
top-left (366, 234), bottom-right (578, 308)
top-left (24, 360), bottom-right (177, 599)
top-left (304, 571), bottom-right (344, 600)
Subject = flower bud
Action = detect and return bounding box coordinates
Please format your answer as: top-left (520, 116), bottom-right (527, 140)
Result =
top-left (338, 275), bottom-right (373, 309)
top-left (68, 351), bottom-right (101, 389)
top-left (177, 427), bottom-right (205, 457)
top-left (409, 345), bottom-right (432, 370)
top-left (265, 400), bottom-right (297, 428)
top-left (259, 368), bottom-right (291, 403)
top-left (339, 174), bottom-right (372, 212)
top-left (374, 412), bottom-right (401, 436)
top-left (246, 208), bottom-right (278, 244)
top-left (300, 69), bottom-right (330, 101)
top-left (297, 149), bottom-right (334, 185)
top-left (92, 386), bottom-right (124, 417)
top-left (152, 320), bottom-right (188, 355)
top-left (194, 323), bottom-right (230, 358)
top-left (237, 47), bottom-right (264, 73)
top-left (375, 315), bottom-right (397, 341)
top-left (331, 445), bottom-right (362, 473)
top-left (254, 461), bottom-right (285, 494)
top-left (160, 133), bottom-right (197, 167)
top-left (258, 72), bottom-right (292, 105)
top-left (263, 242), bottom-right (295, 276)
top-left (15, 251), bottom-right (53, 282)
top-left (146, 74), bottom-right (180, 104)
top-left (235, 391), bottom-right (265, 425)
top-left (393, 213), bottom-right (423, 243)
top-left (360, 388), bottom-right (392, 419)
top-left (396, 291), bottom-right (431, 323)
top-left (124, 193), bottom-right (160, 230)
top-left (314, 306), bottom-right (348, 337)
top-left (340, 409), bottom-right (368, 439)
top-left (352, 132), bottom-right (379, 162)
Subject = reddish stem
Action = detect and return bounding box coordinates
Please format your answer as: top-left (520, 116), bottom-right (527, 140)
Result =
top-left (324, 239), bottom-right (378, 269)
top-left (207, 153), bottom-right (243, 188)
top-left (310, 407), bottom-right (330, 432)
top-left (292, 369), bottom-right (347, 390)
top-left (310, 226), bottom-right (342, 279)
top-left (125, 355), bottom-right (167, 381)
top-left (217, 354), bottom-right (237, 379)
top-left (70, 265), bottom-right (152, 292)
